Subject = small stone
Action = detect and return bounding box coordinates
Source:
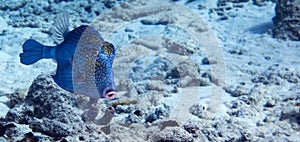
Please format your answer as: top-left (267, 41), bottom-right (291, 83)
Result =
top-left (115, 105), bottom-right (133, 114)
top-left (217, 11), bottom-right (225, 16)
top-left (145, 113), bottom-right (158, 123)
top-left (264, 56), bottom-right (271, 60)
top-left (198, 4), bottom-right (206, 10)
top-left (140, 19), bottom-right (170, 25)
top-left (202, 57), bottom-right (209, 65)
top-left (177, 60), bottom-right (200, 78)
top-left (133, 110), bottom-right (143, 117)
top-left (166, 68), bottom-right (180, 79)
top-left (225, 85), bottom-right (249, 97)
top-left (183, 123), bottom-right (199, 137)
top-left (79, 136), bottom-right (84, 141)
top-left (189, 103), bottom-right (206, 118)
top-left (225, 7), bottom-right (232, 10)
top-left (148, 80), bottom-right (166, 91)
top-left (124, 28), bottom-right (134, 32)
top-left (126, 114), bottom-right (141, 124)
top-left (263, 116), bottom-right (276, 123)
top-left (264, 100), bottom-right (276, 108)
top-left (171, 86), bottom-right (178, 93)
top-left (219, 16), bottom-right (229, 20)
top-left (165, 38), bottom-right (194, 55)
top-left (256, 120), bottom-right (264, 126)
top-left (233, 85), bottom-right (249, 97)
top-left (229, 49), bottom-right (243, 55)
top-left (103, 0), bottom-right (116, 8)
top-left (233, 4), bottom-right (244, 8)
top-left (155, 106), bottom-right (169, 118)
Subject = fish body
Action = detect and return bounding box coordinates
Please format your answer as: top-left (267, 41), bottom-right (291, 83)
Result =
top-left (19, 13), bottom-right (116, 99)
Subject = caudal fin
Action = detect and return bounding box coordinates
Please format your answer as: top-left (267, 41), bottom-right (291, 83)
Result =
top-left (19, 39), bottom-right (44, 65)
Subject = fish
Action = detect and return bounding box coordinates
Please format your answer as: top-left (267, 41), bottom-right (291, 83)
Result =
top-left (19, 13), bottom-right (117, 99)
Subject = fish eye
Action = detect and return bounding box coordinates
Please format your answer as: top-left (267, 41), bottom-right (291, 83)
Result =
top-left (92, 50), bottom-right (99, 57)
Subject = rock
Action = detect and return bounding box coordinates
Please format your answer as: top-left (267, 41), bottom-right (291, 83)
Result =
top-left (5, 75), bottom-right (82, 138)
top-left (155, 127), bottom-right (194, 142)
top-left (252, 64), bottom-right (300, 85)
top-left (189, 103), bottom-right (206, 118)
top-left (180, 76), bottom-right (209, 87)
top-left (279, 104), bottom-right (300, 125)
top-left (224, 84), bottom-right (251, 97)
top-left (133, 109), bottom-right (144, 117)
top-left (202, 57), bottom-right (210, 65)
top-left (145, 113), bottom-right (158, 123)
top-left (228, 85), bottom-right (249, 97)
top-left (166, 67), bottom-right (180, 79)
top-left (129, 56), bottom-right (173, 82)
top-left (271, 0), bottom-right (300, 41)
top-left (173, 60), bottom-right (209, 87)
top-left (107, 123), bottom-right (149, 141)
top-left (145, 105), bottom-right (170, 123)
top-left (4, 74), bottom-right (107, 141)
top-left (177, 60), bottom-right (200, 78)
top-left (147, 80), bottom-right (166, 91)
top-left (252, 0), bottom-right (271, 6)
top-left (125, 114), bottom-right (141, 124)
top-left (115, 105), bottom-right (134, 114)
top-left (164, 38), bottom-right (194, 56)
top-left (154, 106), bottom-right (169, 118)
top-left (0, 122), bottom-right (50, 141)
top-left (264, 99), bottom-right (276, 107)
top-left (103, 0), bottom-right (117, 8)
top-left (0, 0), bottom-right (117, 28)
top-left (183, 123), bottom-right (200, 137)
top-left (140, 18), bottom-right (170, 25)
top-left (5, 89), bottom-right (27, 108)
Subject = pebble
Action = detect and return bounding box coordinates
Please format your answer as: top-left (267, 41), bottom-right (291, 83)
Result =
top-left (125, 114), bottom-right (141, 124)
top-left (264, 100), bottom-right (276, 108)
top-left (145, 113), bottom-right (158, 123)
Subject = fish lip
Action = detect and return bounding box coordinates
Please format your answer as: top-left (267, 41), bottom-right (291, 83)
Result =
top-left (104, 89), bottom-right (116, 99)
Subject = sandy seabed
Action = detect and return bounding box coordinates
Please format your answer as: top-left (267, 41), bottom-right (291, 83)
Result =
top-left (0, 0), bottom-right (299, 141)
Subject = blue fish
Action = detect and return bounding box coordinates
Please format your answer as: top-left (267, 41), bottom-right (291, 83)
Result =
top-left (19, 13), bottom-right (116, 99)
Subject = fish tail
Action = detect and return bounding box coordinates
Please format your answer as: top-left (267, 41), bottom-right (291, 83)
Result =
top-left (19, 39), bottom-right (55, 65)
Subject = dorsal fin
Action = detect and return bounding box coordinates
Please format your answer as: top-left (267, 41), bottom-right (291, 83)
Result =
top-left (51, 12), bottom-right (70, 44)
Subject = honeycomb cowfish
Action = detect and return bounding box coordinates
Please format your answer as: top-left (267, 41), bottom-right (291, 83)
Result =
top-left (19, 13), bottom-right (116, 99)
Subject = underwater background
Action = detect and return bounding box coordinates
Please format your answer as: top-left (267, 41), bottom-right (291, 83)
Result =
top-left (0, 0), bottom-right (299, 141)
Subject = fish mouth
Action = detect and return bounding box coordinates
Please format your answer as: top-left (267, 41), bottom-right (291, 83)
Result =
top-left (105, 90), bottom-right (116, 99)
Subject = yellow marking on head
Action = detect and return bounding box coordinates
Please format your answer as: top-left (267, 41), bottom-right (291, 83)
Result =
top-left (102, 42), bottom-right (114, 55)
